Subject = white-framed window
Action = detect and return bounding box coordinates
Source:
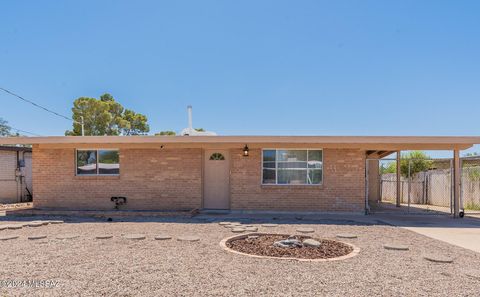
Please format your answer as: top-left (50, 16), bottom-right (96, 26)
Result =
top-left (76, 149), bottom-right (120, 175)
top-left (262, 149), bottom-right (323, 185)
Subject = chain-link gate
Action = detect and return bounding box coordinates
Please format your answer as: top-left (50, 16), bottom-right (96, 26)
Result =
top-left (366, 157), bottom-right (453, 214)
top-left (461, 156), bottom-right (480, 215)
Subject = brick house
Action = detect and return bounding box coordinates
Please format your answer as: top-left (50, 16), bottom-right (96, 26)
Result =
top-left (0, 136), bottom-right (477, 215)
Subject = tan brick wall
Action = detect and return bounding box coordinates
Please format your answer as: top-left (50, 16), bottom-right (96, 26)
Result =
top-left (32, 147), bottom-right (202, 210)
top-left (230, 148), bottom-right (365, 212)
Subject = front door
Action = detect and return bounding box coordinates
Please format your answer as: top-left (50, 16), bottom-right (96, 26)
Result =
top-left (203, 150), bottom-right (230, 209)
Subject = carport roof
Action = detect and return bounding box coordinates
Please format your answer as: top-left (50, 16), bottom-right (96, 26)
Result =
top-left (0, 135), bottom-right (479, 150)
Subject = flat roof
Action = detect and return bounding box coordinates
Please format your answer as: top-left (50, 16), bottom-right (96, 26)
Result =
top-left (0, 135), bottom-right (479, 150)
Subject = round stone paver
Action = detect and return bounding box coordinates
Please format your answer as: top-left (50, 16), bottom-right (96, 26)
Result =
top-left (49, 220), bottom-right (64, 224)
top-left (0, 225), bottom-right (8, 231)
top-left (383, 244), bottom-right (409, 251)
top-left (296, 227), bottom-right (315, 234)
top-left (262, 224), bottom-right (278, 227)
top-left (245, 227), bottom-right (258, 232)
top-left (219, 221), bottom-right (235, 226)
top-left (28, 235), bottom-right (47, 240)
top-left (0, 235), bottom-right (19, 241)
top-left (26, 222), bottom-right (44, 227)
top-left (177, 235), bottom-right (200, 242)
top-left (231, 228), bottom-right (246, 233)
top-left (7, 224), bottom-right (23, 230)
top-left (124, 234), bottom-right (146, 240)
top-left (154, 235), bottom-right (172, 240)
top-left (336, 233), bottom-right (358, 239)
top-left (56, 234), bottom-right (79, 240)
top-left (95, 235), bottom-right (113, 239)
top-left (424, 255), bottom-right (454, 263)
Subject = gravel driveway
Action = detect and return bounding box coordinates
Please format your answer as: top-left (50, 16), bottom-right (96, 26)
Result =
top-left (0, 216), bottom-right (479, 297)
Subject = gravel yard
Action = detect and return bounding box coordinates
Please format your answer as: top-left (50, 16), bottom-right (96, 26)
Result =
top-left (0, 216), bottom-right (479, 297)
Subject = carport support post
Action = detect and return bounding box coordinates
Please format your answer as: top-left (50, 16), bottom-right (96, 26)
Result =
top-left (453, 149), bottom-right (461, 218)
top-left (396, 151), bottom-right (401, 207)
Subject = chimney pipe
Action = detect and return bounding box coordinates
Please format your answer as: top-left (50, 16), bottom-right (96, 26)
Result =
top-left (187, 105), bottom-right (193, 131)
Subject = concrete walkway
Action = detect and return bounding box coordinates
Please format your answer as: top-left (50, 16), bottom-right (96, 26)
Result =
top-left (375, 214), bottom-right (480, 253)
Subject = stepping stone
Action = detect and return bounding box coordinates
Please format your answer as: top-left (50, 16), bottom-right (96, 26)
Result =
top-left (219, 222), bottom-right (234, 225)
top-left (336, 233), bottom-right (358, 239)
top-left (262, 224), bottom-right (278, 227)
top-left (0, 225), bottom-right (8, 231)
top-left (424, 255), bottom-right (454, 263)
top-left (49, 220), bottom-right (64, 224)
top-left (124, 234), bottom-right (146, 240)
top-left (245, 227), bottom-right (258, 232)
top-left (7, 224), bottom-right (23, 230)
top-left (26, 222), bottom-right (44, 227)
top-left (303, 238), bottom-right (321, 247)
top-left (154, 235), bottom-right (172, 240)
top-left (465, 269), bottom-right (480, 280)
top-left (28, 235), bottom-right (47, 240)
top-left (296, 227), bottom-right (315, 234)
top-left (56, 234), bottom-right (79, 240)
top-left (383, 244), bottom-right (409, 251)
top-left (95, 235), bottom-right (113, 239)
top-left (231, 227), bottom-right (246, 233)
top-left (177, 235), bottom-right (200, 242)
top-left (0, 235), bottom-right (19, 241)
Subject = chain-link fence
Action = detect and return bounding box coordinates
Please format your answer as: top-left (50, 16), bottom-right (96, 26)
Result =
top-left (366, 158), bottom-right (453, 214)
top-left (461, 157), bottom-right (480, 214)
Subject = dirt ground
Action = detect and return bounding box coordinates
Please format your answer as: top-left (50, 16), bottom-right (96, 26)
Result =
top-left (0, 216), bottom-right (479, 297)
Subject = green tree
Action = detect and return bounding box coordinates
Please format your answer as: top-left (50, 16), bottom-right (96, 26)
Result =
top-left (65, 93), bottom-right (149, 136)
top-left (155, 131), bottom-right (176, 136)
top-left (379, 151), bottom-right (433, 177)
top-left (0, 118), bottom-right (11, 136)
top-left (195, 128), bottom-right (205, 132)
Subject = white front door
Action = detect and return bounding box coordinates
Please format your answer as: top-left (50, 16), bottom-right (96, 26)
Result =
top-left (203, 150), bottom-right (230, 209)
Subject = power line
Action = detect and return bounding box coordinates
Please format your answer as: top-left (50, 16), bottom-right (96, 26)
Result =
top-left (0, 87), bottom-right (74, 122)
top-left (7, 125), bottom-right (42, 137)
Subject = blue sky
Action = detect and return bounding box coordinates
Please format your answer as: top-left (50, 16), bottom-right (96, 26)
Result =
top-left (0, 1), bottom-right (479, 156)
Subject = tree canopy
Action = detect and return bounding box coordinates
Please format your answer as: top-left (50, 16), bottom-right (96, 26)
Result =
top-left (155, 131), bottom-right (176, 136)
top-left (65, 93), bottom-right (150, 136)
top-left (0, 118), bottom-right (11, 136)
top-left (379, 151), bottom-right (433, 177)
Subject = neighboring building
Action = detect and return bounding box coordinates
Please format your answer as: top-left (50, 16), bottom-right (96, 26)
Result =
top-left (0, 146), bottom-right (32, 204)
top-left (0, 136), bottom-right (477, 213)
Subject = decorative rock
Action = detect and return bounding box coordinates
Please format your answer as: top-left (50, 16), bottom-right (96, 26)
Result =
top-left (7, 224), bottom-right (23, 230)
top-left (296, 227), bottom-right (315, 234)
top-left (56, 234), bottom-right (79, 240)
top-left (95, 235), bottom-right (113, 239)
top-left (28, 235), bottom-right (47, 240)
top-left (231, 228), bottom-right (246, 233)
top-left (0, 235), bottom-right (19, 241)
top-left (336, 233), bottom-right (358, 239)
top-left (383, 244), bottom-right (409, 251)
top-left (247, 235), bottom-right (259, 239)
top-left (177, 235), bottom-right (200, 242)
top-left (261, 224), bottom-right (278, 227)
top-left (154, 235), bottom-right (172, 240)
top-left (302, 238), bottom-right (321, 247)
top-left (424, 255), bottom-right (454, 263)
top-left (124, 234), bottom-right (146, 240)
top-left (274, 238), bottom-right (303, 248)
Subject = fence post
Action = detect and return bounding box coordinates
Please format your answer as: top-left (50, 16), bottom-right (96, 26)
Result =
top-left (453, 150), bottom-right (461, 218)
top-left (396, 151), bottom-right (401, 207)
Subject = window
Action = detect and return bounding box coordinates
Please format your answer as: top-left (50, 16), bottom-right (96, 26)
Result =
top-left (262, 149), bottom-right (322, 185)
top-left (209, 153), bottom-right (225, 160)
top-left (76, 149), bottom-right (119, 175)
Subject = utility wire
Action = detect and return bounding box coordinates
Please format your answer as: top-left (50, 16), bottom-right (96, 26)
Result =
top-left (0, 87), bottom-right (76, 122)
top-left (7, 125), bottom-right (42, 137)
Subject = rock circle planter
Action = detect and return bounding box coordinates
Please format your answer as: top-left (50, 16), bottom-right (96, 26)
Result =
top-left (220, 233), bottom-right (360, 262)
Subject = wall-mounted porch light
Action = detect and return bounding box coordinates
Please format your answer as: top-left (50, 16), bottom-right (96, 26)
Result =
top-left (243, 145), bottom-right (249, 157)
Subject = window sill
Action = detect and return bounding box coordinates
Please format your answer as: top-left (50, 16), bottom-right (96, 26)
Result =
top-left (261, 184), bottom-right (324, 190)
top-left (74, 175), bottom-right (120, 180)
